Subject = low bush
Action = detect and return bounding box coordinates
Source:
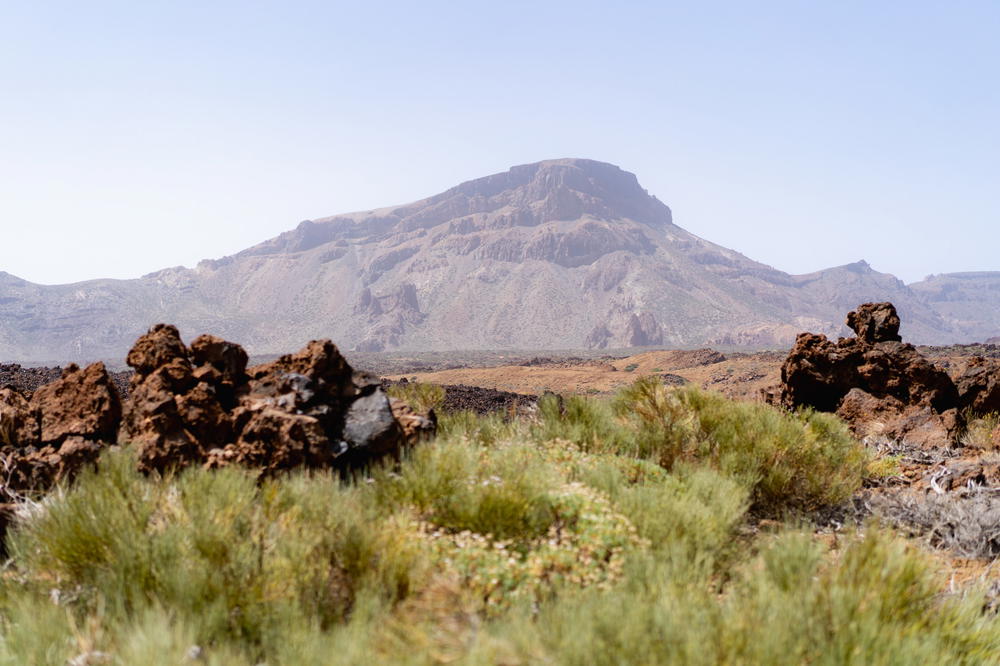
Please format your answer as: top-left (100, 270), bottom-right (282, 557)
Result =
top-left (0, 379), bottom-right (989, 664)
top-left (962, 410), bottom-right (1000, 449)
top-left (386, 382), bottom-right (446, 414)
top-left (537, 377), bottom-right (867, 513)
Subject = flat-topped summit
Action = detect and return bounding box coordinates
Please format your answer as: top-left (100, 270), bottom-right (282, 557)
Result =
top-left (1, 159), bottom-right (998, 361)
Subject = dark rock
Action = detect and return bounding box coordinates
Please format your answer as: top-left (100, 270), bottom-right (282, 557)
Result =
top-left (0, 503), bottom-right (16, 558)
top-left (777, 303), bottom-right (964, 448)
top-left (954, 357), bottom-right (1000, 415)
top-left (340, 390), bottom-right (402, 464)
top-left (1, 325), bottom-right (434, 486)
top-left (660, 373), bottom-right (689, 387)
top-left (119, 326), bottom-right (433, 476)
top-left (780, 335), bottom-right (958, 414)
top-left (846, 302), bottom-right (902, 344)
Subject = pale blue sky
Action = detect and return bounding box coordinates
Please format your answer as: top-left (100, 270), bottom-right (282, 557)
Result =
top-left (1, 1), bottom-right (997, 285)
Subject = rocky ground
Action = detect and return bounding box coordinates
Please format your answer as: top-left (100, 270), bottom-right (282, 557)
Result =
top-left (4, 304), bottom-right (1000, 568)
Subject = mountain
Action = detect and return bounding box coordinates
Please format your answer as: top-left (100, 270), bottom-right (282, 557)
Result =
top-left (1, 158), bottom-right (997, 362)
top-left (909, 273), bottom-right (1000, 342)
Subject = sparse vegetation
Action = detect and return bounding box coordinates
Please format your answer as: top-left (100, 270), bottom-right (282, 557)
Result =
top-left (386, 381), bottom-right (446, 414)
top-left (962, 410), bottom-right (1000, 449)
top-left (0, 380), bottom-right (995, 664)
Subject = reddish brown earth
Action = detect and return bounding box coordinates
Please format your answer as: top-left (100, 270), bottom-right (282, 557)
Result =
top-left (387, 348), bottom-right (781, 403)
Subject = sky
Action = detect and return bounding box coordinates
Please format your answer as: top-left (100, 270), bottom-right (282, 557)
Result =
top-left (1, 1), bottom-right (997, 286)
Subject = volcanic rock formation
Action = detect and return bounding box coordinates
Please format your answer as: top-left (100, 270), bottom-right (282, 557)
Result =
top-left (774, 303), bottom-right (969, 447)
top-left (0, 326), bottom-right (435, 496)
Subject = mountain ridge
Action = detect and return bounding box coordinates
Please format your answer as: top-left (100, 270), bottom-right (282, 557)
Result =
top-left (2, 158), bottom-right (997, 362)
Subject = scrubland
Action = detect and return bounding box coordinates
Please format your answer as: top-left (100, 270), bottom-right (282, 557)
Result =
top-left (1, 379), bottom-right (998, 664)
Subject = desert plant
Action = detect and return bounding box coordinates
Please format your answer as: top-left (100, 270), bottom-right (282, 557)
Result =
top-left (386, 382), bottom-right (446, 414)
top-left (962, 410), bottom-right (1000, 450)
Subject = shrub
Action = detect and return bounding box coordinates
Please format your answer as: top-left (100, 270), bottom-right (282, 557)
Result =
top-left (373, 439), bottom-right (559, 541)
top-left (0, 381), bottom-right (984, 665)
top-left (386, 382), bottom-right (445, 414)
top-left (538, 377), bottom-right (867, 513)
top-left (962, 410), bottom-right (1000, 449)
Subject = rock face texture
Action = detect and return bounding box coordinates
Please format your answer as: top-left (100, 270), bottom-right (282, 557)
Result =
top-left (845, 302), bottom-right (902, 344)
top-left (775, 303), bottom-right (971, 448)
top-left (953, 356), bottom-right (1000, 415)
top-left (121, 325), bottom-right (433, 475)
top-left (2, 159), bottom-right (996, 363)
top-left (0, 326), bottom-right (434, 495)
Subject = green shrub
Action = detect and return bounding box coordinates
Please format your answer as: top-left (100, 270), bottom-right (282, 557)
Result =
top-left (386, 382), bottom-right (445, 414)
top-left (0, 382), bottom-right (984, 665)
top-left (538, 377), bottom-right (866, 513)
top-left (458, 530), bottom-right (1000, 665)
top-left (374, 439), bottom-right (559, 541)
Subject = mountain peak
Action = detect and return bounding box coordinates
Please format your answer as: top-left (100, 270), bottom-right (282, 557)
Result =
top-left (4, 160), bottom-right (997, 361)
top-left (421, 158), bottom-right (673, 229)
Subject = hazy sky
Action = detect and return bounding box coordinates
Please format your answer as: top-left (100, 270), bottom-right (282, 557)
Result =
top-left (1, 1), bottom-right (997, 285)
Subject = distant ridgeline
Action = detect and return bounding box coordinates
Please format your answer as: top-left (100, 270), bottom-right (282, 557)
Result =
top-left (1, 159), bottom-right (998, 362)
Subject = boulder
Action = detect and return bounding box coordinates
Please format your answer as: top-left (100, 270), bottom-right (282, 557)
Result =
top-left (126, 324), bottom-right (190, 379)
top-left (224, 408), bottom-right (333, 473)
top-left (390, 398), bottom-right (437, 446)
top-left (121, 358), bottom-right (206, 473)
top-left (846, 301), bottom-right (902, 344)
top-left (0, 388), bottom-right (39, 447)
top-left (776, 303), bottom-right (963, 447)
top-left (779, 334), bottom-right (957, 414)
top-left (954, 357), bottom-right (1000, 415)
top-left (339, 390), bottom-right (403, 469)
top-left (118, 324), bottom-right (433, 475)
top-left (30, 363), bottom-right (121, 445)
top-left (189, 334), bottom-right (247, 408)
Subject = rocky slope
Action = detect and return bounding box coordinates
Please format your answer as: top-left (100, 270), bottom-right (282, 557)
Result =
top-left (1, 159), bottom-right (997, 361)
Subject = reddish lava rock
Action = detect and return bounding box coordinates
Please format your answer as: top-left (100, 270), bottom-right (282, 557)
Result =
top-left (31, 362), bottom-right (121, 445)
top-left (0, 324), bottom-right (434, 497)
top-left (775, 303), bottom-right (967, 448)
top-left (121, 324), bottom-right (432, 476)
top-left (846, 302), bottom-right (902, 344)
top-left (954, 356), bottom-right (1000, 416)
top-left (0, 388), bottom-right (39, 448)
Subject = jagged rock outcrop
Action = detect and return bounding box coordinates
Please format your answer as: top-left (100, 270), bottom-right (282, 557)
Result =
top-left (845, 302), bottom-right (902, 344)
top-left (0, 326), bottom-right (435, 495)
top-left (775, 303), bottom-right (965, 447)
top-left (0, 362), bottom-right (121, 494)
top-left (0, 388), bottom-right (38, 448)
top-left (122, 325), bottom-right (432, 475)
top-left (953, 356), bottom-right (1000, 415)
top-left (31, 363), bottom-right (121, 445)
top-left (585, 307), bottom-right (664, 349)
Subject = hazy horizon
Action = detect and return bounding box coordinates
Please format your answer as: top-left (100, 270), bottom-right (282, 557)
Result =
top-left (2, 1), bottom-right (998, 285)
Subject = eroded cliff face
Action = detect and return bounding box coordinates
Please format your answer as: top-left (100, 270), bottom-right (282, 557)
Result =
top-left (1, 159), bottom-right (994, 362)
